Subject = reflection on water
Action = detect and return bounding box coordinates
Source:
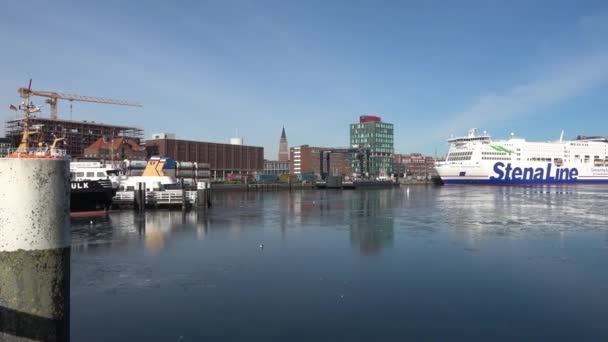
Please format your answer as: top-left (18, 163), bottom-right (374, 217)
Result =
top-left (349, 191), bottom-right (394, 255)
top-left (71, 186), bottom-right (608, 341)
top-left (71, 186), bottom-right (608, 256)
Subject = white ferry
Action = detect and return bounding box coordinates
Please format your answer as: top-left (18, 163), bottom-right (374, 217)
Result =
top-left (435, 128), bottom-right (608, 185)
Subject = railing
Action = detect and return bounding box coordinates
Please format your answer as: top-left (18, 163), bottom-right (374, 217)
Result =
top-left (113, 190), bottom-right (198, 206)
top-left (5, 147), bottom-right (68, 158)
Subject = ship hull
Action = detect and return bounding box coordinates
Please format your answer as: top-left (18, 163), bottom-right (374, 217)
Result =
top-left (436, 162), bottom-right (608, 185)
top-left (70, 180), bottom-right (115, 211)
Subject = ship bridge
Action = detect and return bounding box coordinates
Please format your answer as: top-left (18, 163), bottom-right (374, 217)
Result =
top-left (448, 128), bottom-right (491, 143)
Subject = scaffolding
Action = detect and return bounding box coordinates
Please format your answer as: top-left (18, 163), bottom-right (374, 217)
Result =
top-left (5, 117), bottom-right (143, 158)
top-left (0, 138), bottom-right (12, 157)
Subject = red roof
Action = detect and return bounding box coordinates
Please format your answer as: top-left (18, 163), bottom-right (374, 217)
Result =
top-left (359, 115), bottom-right (381, 123)
top-left (86, 137), bottom-right (144, 151)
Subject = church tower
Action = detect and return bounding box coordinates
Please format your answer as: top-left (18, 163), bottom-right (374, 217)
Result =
top-left (278, 127), bottom-right (288, 162)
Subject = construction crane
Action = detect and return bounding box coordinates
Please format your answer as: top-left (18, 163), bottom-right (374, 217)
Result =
top-left (17, 86), bottom-right (142, 119)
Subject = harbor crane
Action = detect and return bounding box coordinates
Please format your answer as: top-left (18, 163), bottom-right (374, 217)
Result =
top-left (17, 86), bottom-right (142, 119)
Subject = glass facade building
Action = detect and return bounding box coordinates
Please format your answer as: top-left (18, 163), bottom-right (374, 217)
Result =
top-left (350, 116), bottom-right (394, 176)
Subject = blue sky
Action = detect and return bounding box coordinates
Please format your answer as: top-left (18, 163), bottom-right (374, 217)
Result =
top-left (2, 0), bottom-right (608, 158)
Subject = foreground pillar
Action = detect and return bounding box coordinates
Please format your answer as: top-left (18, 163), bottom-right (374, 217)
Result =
top-left (0, 159), bottom-right (71, 342)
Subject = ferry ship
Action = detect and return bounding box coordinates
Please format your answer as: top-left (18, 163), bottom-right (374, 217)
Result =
top-left (434, 128), bottom-right (608, 185)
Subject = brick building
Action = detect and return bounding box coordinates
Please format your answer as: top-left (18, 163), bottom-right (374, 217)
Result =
top-left (290, 145), bottom-right (352, 177)
top-left (84, 137), bottom-right (147, 160)
top-left (145, 138), bottom-right (264, 179)
top-left (393, 153), bottom-right (436, 178)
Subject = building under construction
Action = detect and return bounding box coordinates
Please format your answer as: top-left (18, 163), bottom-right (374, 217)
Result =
top-left (5, 117), bottom-right (143, 158)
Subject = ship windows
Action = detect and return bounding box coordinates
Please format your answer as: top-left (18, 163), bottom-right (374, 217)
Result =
top-left (481, 151), bottom-right (510, 160)
top-left (76, 172), bottom-right (84, 177)
top-left (447, 151), bottom-right (473, 161)
top-left (86, 172), bottom-right (95, 177)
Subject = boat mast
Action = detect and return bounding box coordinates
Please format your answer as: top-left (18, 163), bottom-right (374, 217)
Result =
top-left (14, 80), bottom-right (34, 154)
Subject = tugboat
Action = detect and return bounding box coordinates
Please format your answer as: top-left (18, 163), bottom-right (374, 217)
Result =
top-left (69, 162), bottom-right (117, 211)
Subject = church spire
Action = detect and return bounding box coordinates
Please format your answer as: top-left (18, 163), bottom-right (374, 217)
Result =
top-left (278, 126), bottom-right (288, 162)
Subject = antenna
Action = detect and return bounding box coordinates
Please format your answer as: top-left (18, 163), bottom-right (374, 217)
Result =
top-left (559, 129), bottom-right (564, 142)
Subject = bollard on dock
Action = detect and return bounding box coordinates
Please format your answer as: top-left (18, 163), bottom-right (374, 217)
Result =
top-left (0, 158), bottom-right (71, 342)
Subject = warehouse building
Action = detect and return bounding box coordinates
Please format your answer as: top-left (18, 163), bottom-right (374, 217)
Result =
top-left (145, 136), bottom-right (264, 179)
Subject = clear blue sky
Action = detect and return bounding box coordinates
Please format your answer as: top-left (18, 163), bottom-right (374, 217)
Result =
top-left (2, 0), bottom-right (608, 158)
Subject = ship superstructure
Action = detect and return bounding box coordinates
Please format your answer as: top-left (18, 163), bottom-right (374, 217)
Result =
top-left (435, 128), bottom-right (608, 184)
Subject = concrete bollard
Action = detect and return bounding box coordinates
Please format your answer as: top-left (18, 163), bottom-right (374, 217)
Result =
top-left (0, 158), bottom-right (71, 342)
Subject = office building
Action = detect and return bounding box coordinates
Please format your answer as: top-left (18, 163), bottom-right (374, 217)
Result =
top-left (350, 115), bottom-right (394, 176)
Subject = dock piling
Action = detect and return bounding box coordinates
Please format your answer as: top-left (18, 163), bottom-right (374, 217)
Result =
top-left (0, 158), bottom-right (71, 342)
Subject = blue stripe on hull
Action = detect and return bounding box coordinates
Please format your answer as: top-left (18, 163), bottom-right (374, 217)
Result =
top-left (442, 178), bottom-right (608, 185)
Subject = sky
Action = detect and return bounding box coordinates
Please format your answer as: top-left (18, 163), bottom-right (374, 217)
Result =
top-left (1, 0), bottom-right (608, 158)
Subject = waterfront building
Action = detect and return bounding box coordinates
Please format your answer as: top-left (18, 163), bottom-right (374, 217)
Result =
top-left (145, 136), bottom-right (263, 179)
top-left (278, 127), bottom-right (289, 162)
top-left (350, 115), bottom-right (394, 176)
top-left (393, 153), bottom-right (436, 179)
top-left (4, 117), bottom-right (143, 158)
top-left (0, 137), bottom-right (12, 157)
top-left (84, 137), bottom-right (147, 160)
top-left (263, 160), bottom-right (290, 175)
top-left (392, 162), bottom-right (406, 177)
top-left (289, 145), bottom-right (352, 177)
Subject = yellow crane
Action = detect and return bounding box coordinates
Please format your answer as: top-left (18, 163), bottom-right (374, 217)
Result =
top-left (17, 86), bottom-right (143, 120)
top-left (10, 80), bottom-right (142, 156)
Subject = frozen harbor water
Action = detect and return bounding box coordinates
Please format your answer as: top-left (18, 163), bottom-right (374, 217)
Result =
top-left (71, 186), bottom-right (608, 341)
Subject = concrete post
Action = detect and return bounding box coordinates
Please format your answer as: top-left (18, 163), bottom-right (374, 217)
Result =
top-left (134, 182), bottom-right (145, 212)
top-left (206, 182), bottom-right (212, 208)
top-left (180, 179), bottom-right (187, 211)
top-left (0, 158), bottom-right (71, 342)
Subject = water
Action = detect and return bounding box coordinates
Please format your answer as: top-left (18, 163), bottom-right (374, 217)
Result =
top-left (71, 186), bottom-right (608, 341)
